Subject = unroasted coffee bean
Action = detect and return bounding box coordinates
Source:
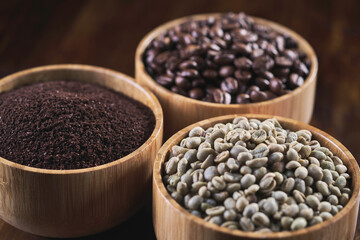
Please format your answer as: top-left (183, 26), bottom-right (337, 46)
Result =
top-left (163, 117), bottom-right (352, 233)
top-left (144, 12), bottom-right (311, 104)
top-left (0, 81), bottom-right (155, 170)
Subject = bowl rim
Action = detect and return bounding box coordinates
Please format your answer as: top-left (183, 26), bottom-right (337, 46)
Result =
top-left (153, 113), bottom-right (360, 238)
top-left (135, 13), bottom-right (318, 108)
top-left (0, 64), bottom-right (164, 174)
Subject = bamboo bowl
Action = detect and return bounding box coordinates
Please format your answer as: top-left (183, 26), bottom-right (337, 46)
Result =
top-left (135, 13), bottom-right (318, 139)
top-left (0, 64), bottom-right (163, 238)
top-left (153, 114), bottom-right (360, 240)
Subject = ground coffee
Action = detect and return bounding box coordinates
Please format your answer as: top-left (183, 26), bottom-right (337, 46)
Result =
top-left (0, 81), bottom-right (155, 170)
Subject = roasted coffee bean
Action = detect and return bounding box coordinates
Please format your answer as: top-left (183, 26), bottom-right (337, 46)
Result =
top-left (221, 77), bottom-right (239, 94)
top-left (234, 57), bottom-right (252, 69)
top-left (236, 93), bottom-right (251, 104)
top-left (175, 76), bottom-right (191, 90)
top-left (144, 12), bottom-right (311, 104)
top-left (189, 88), bottom-right (205, 100)
top-left (288, 73), bottom-right (304, 90)
top-left (250, 90), bottom-right (268, 102)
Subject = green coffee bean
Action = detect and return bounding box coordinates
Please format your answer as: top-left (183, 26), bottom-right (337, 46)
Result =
top-left (223, 209), bottom-right (237, 221)
top-left (237, 151), bottom-right (253, 165)
top-left (327, 195), bottom-right (339, 205)
top-left (252, 212), bottom-right (270, 227)
top-left (243, 203), bottom-right (259, 218)
top-left (240, 216), bottom-right (255, 232)
top-left (319, 212), bottom-right (333, 221)
top-left (198, 186), bottom-right (210, 198)
top-left (335, 176), bottom-right (347, 189)
top-left (201, 154), bottom-right (215, 169)
top-left (165, 157), bottom-right (179, 175)
top-left (291, 217), bottom-right (307, 230)
top-left (263, 197), bottom-right (278, 215)
top-left (309, 216), bottom-right (323, 226)
top-left (212, 176), bottom-right (226, 191)
top-left (306, 196), bottom-right (320, 212)
top-left (189, 126), bottom-right (205, 137)
top-left (240, 165), bottom-right (252, 174)
top-left (206, 206), bottom-right (225, 216)
top-left (213, 191), bottom-right (229, 202)
top-left (236, 197), bottom-right (249, 213)
top-left (293, 189), bottom-right (305, 203)
top-left (183, 149), bottom-right (197, 163)
top-left (322, 169), bottom-right (334, 185)
top-left (217, 162), bottom-right (228, 175)
top-left (321, 161), bottom-right (335, 171)
top-left (294, 166), bottom-right (308, 179)
top-left (329, 184), bottom-right (342, 197)
top-left (308, 164), bottom-right (323, 180)
top-left (224, 197), bottom-right (236, 210)
top-left (214, 150), bottom-right (229, 163)
top-left (197, 148), bottom-right (216, 162)
top-left (272, 191), bottom-right (288, 202)
top-left (282, 177), bottom-right (295, 193)
top-left (286, 148), bottom-right (299, 161)
top-left (230, 145), bottom-right (248, 158)
top-left (281, 216), bottom-right (293, 229)
top-left (226, 158), bottom-right (240, 171)
top-left (252, 143), bottom-right (269, 158)
top-left (316, 181), bottom-right (330, 196)
top-left (177, 182), bottom-right (188, 195)
top-left (299, 208), bottom-right (313, 220)
top-left (285, 160), bottom-right (301, 170)
top-left (241, 174), bottom-right (256, 189)
top-left (171, 192), bottom-right (183, 203)
top-left (192, 182), bottom-right (207, 192)
top-left (226, 183), bottom-right (241, 193)
top-left (245, 184), bottom-right (260, 195)
top-left (214, 138), bottom-right (233, 152)
top-left (339, 193), bottom-right (349, 205)
top-left (318, 201), bottom-right (331, 212)
top-left (208, 216), bottom-right (222, 225)
top-left (188, 195), bottom-right (203, 210)
top-left (246, 157), bottom-right (268, 168)
top-left (251, 129), bottom-right (267, 144)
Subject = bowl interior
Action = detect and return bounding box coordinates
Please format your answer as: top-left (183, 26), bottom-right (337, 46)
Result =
top-left (136, 13), bottom-right (318, 108)
top-left (0, 64), bottom-right (163, 174)
top-left (154, 114), bottom-right (360, 238)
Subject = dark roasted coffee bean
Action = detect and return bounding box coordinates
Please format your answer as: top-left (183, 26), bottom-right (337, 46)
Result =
top-left (255, 78), bottom-right (270, 91)
top-left (214, 54), bottom-right (235, 65)
top-left (269, 77), bottom-right (284, 95)
top-left (288, 73), bottom-right (304, 89)
top-left (253, 55), bottom-right (274, 73)
top-left (213, 89), bottom-right (231, 104)
top-left (189, 88), bottom-right (205, 100)
top-left (156, 75), bottom-right (173, 87)
top-left (234, 57), bottom-right (252, 69)
top-left (294, 60), bottom-right (309, 76)
top-left (251, 49), bottom-right (265, 59)
top-left (219, 66), bottom-right (235, 78)
top-left (250, 90), bottom-right (268, 102)
top-left (234, 70), bottom-right (252, 83)
top-left (273, 67), bottom-right (290, 79)
top-left (178, 69), bottom-right (199, 78)
top-left (246, 85), bottom-right (260, 95)
top-left (184, 44), bottom-right (202, 57)
top-left (221, 77), bottom-right (238, 94)
top-left (155, 51), bottom-right (173, 64)
top-left (179, 60), bottom-right (199, 70)
top-left (276, 36), bottom-right (285, 52)
top-left (275, 56), bottom-right (293, 67)
top-left (171, 86), bottom-right (188, 96)
top-left (192, 78), bottom-right (206, 88)
top-left (265, 91), bottom-right (277, 100)
top-left (282, 49), bottom-right (298, 61)
top-left (231, 42), bottom-right (252, 55)
top-left (236, 93), bottom-right (250, 104)
top-left (175, 76), bottom-right (191, 90)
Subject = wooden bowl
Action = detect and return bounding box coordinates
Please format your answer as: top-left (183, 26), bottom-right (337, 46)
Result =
top-left (135, 13), bottom-right (318, 139)
top-left (153, 114), bottom-right (360, 240)
top-left (0, 64), bottom-right (163, 238)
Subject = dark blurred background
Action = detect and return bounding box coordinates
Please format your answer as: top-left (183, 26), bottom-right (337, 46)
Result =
top-left (0, 0), bottom-right (359, 239)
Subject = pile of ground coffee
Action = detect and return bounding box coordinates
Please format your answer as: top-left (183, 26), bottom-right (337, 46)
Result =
top-left (0, 81), bottom-right (155, 170)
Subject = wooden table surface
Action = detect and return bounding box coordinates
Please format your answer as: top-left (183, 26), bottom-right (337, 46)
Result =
top-left (0, 0), bottom-right (359, 239)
